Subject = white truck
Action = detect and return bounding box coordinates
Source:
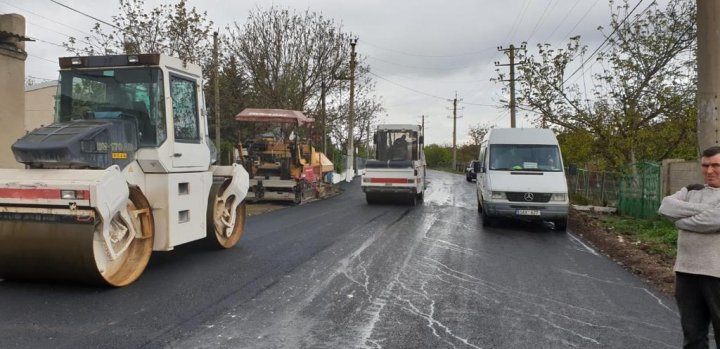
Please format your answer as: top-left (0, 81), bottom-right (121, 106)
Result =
top-left (474, 128), bottom-right (569, 230)
top-left (362, 124), bottom-right (426, 205)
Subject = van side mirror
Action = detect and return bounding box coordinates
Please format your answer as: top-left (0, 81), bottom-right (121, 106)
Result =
top-left (568, 163), bottom-right (577, 176)
top-left (473, 160), bottom-right (482, 173)
top-left (419, 135), bottom-right (424, 145)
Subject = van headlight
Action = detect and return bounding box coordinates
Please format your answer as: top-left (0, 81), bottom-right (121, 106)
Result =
top-left (491, 191), bottom-right (505, 199)
top-left (550, 193), bottom-right (567, 201)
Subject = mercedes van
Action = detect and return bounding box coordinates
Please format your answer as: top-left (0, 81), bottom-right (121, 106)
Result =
top-left (473, 128), bottom-right (569, 230)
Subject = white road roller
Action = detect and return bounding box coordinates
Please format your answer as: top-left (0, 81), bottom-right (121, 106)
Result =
top-left (362, 124), bottom-right (426, 205)
top-left (0, 54), bottom-right (249, 286)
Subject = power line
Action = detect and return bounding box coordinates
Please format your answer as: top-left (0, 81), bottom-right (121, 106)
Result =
top-left (361, 39), bottom-right (495, 58)
top-left (565, 0), bottom-right (658, 87)
top-left (50, 0), bottom-right (119, 30)
top-left (367, 70), bottom-right (448, 101)
top-left (505, 0), bottom-right (531, 43)
top-left (543, 0), bottom-right (582, 43)
top-left (562, 0), bottom-right (602, 41)
top-left (525, 0), bottom-right (559, 43)
top-left (366, 55), bottom-right (471, 72)
top-left (563, 0), bottom-right (647, 85)
top-left (0, 0), bottom-right (89, 36)
top-left (28, 36), bottom-right (65, 49)
top-left (27, 54), bottom-right (57, 65)
top-left (461, 101), bottom-right (497, 108)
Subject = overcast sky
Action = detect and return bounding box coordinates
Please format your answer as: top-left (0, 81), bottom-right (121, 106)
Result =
top-left (4, 0), bottom-right (661, 145)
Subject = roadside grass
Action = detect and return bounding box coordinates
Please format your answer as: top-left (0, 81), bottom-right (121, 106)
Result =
top-left (599, 215), bottom-right (678, 257)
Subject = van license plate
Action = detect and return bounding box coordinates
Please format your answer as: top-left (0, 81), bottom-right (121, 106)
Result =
top-left (516, 209), bottom-right (541, 216)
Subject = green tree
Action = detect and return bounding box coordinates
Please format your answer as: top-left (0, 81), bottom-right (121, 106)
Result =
top-left (514, 0), bottom-right (696, 170)
top-left (424, 144), bottom-right (452, 169)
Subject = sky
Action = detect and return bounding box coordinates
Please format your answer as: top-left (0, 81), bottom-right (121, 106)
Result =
top-left (3, 0), bottom-right (654, 145)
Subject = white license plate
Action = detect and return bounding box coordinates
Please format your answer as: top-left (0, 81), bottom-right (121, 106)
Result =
top-left (516, 209), bottom-right (541, 216)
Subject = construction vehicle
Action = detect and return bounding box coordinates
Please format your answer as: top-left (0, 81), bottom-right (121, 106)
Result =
top-left (0, 53), bottom-right (249, 287)
top-left (235, 108), bottom-right (334, 204)
top-left (362, 124), bottom-right (426, 205)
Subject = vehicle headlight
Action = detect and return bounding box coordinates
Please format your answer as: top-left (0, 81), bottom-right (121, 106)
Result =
top-left (491, 191), bottom-right (505, 199)
top-left (551, 193), bottom-right (567, 201)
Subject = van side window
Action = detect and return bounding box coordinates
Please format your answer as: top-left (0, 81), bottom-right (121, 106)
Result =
top-left (479, 146), bottom-right (487, 170)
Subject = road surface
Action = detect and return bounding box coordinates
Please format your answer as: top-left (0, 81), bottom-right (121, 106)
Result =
top-left (0, 170), bottom-right (681, 348)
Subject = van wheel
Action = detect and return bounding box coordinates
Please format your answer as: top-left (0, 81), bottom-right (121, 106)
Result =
top-left (554, 218), bottom-right (567, 232)
top-left (481, 206), bottom-right (494, 227)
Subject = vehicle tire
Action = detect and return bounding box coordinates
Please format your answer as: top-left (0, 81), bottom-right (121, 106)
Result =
top-left (366, 193), bottom-right (376, 205)
top-left (554, 218), bottom-right (568, 232)
top-left (480, 200), bottom-right (494, 227)
top-left (409, 193), bottom-right (417, 206)
top-left (207, 179), bottom-right (247, 249)
top-left (466, 174), bottom-right (471, 182)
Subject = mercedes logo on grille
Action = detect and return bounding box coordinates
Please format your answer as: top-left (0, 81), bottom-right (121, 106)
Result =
top-left (523, 192), bottom-right (534, 201)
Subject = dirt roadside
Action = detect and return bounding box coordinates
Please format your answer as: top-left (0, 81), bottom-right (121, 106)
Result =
top-left (569, 208), bottom-right (676, 296)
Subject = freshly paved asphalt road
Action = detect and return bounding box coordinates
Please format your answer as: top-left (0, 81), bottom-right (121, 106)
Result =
top-left (0, 169), bottom-right (682, 348)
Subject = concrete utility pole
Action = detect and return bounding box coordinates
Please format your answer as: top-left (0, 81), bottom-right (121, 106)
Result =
top-left (697, 1), bottom-right (720, 151)
top-left (346, 38), bottom-right (358, 181)
top-left (213, 32), bottom-right (221, 162)
top-left (448, 93), bottom-right (463, 170)
top-left (495, 43), bottom-right (525, 128)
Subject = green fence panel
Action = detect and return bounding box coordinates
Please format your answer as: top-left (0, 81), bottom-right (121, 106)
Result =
top-left (617, 161), bottom-right (661, 218)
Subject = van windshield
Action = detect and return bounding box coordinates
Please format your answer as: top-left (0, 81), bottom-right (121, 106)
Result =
top-left (489, 144), bottom-right (562, 172)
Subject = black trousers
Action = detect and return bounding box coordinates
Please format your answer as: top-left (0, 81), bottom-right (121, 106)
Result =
top-left (676, 272), bottom-right (720, 349)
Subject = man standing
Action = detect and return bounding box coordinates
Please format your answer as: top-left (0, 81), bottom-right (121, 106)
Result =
top-left (659, 146), bottom-right (720, 348)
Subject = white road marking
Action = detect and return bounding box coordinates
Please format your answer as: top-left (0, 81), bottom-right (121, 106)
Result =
top-left (567, 233), bottom-right (600, 256)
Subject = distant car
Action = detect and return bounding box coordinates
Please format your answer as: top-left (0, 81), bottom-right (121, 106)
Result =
top-left (466, 160), bottom-right (478, 182)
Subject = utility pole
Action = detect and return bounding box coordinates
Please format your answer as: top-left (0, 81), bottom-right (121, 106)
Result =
top-left (495, 43), bottom-right (525, 128)
top-left (418, 114), bottom-right (426, 136)
top-left (213, 31), bottom-right (221, 162)
top-left (347, 38), bottom-right (358, 180)
top-left (697, 1), bottom-right (720, 151)
top-left (447, 93), bottom-right (463, 170)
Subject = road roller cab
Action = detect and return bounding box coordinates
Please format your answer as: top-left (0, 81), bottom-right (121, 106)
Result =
top-left (0, 54), bottom-right (250, 286)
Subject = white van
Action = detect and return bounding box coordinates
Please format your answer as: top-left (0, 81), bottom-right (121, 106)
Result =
top-left (473, 128), bottom-right (569, 230)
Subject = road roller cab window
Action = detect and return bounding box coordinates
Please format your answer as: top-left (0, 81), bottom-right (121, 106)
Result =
top-left (376, 130), bottom-right (418, 161)
top-left (55, 67), bottom-right (167, 147)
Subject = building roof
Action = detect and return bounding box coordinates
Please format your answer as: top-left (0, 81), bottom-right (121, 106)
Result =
top-left (25, 80), bottom-right (58, 92)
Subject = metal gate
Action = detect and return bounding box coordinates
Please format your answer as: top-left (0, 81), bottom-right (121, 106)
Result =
top-left (617, 161), bottom-right (661, 218)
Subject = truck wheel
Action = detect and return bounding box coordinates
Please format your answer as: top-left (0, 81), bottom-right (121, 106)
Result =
top-left (409, 193), bottom-right (417, 206)
top-left (207, 180), bottom-right (247, 248)
top-left (366, 193), bottom-right (377, 205)
top-left (481, 202), bottom-right (494, 227)
top-left (554, 218), bottom-right (568, 232)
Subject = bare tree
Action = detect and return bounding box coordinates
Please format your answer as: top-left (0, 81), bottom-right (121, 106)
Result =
top-left (468, 122), bottom-right (493, 146)
top-left (64, 0), bottom-right (213, 65)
